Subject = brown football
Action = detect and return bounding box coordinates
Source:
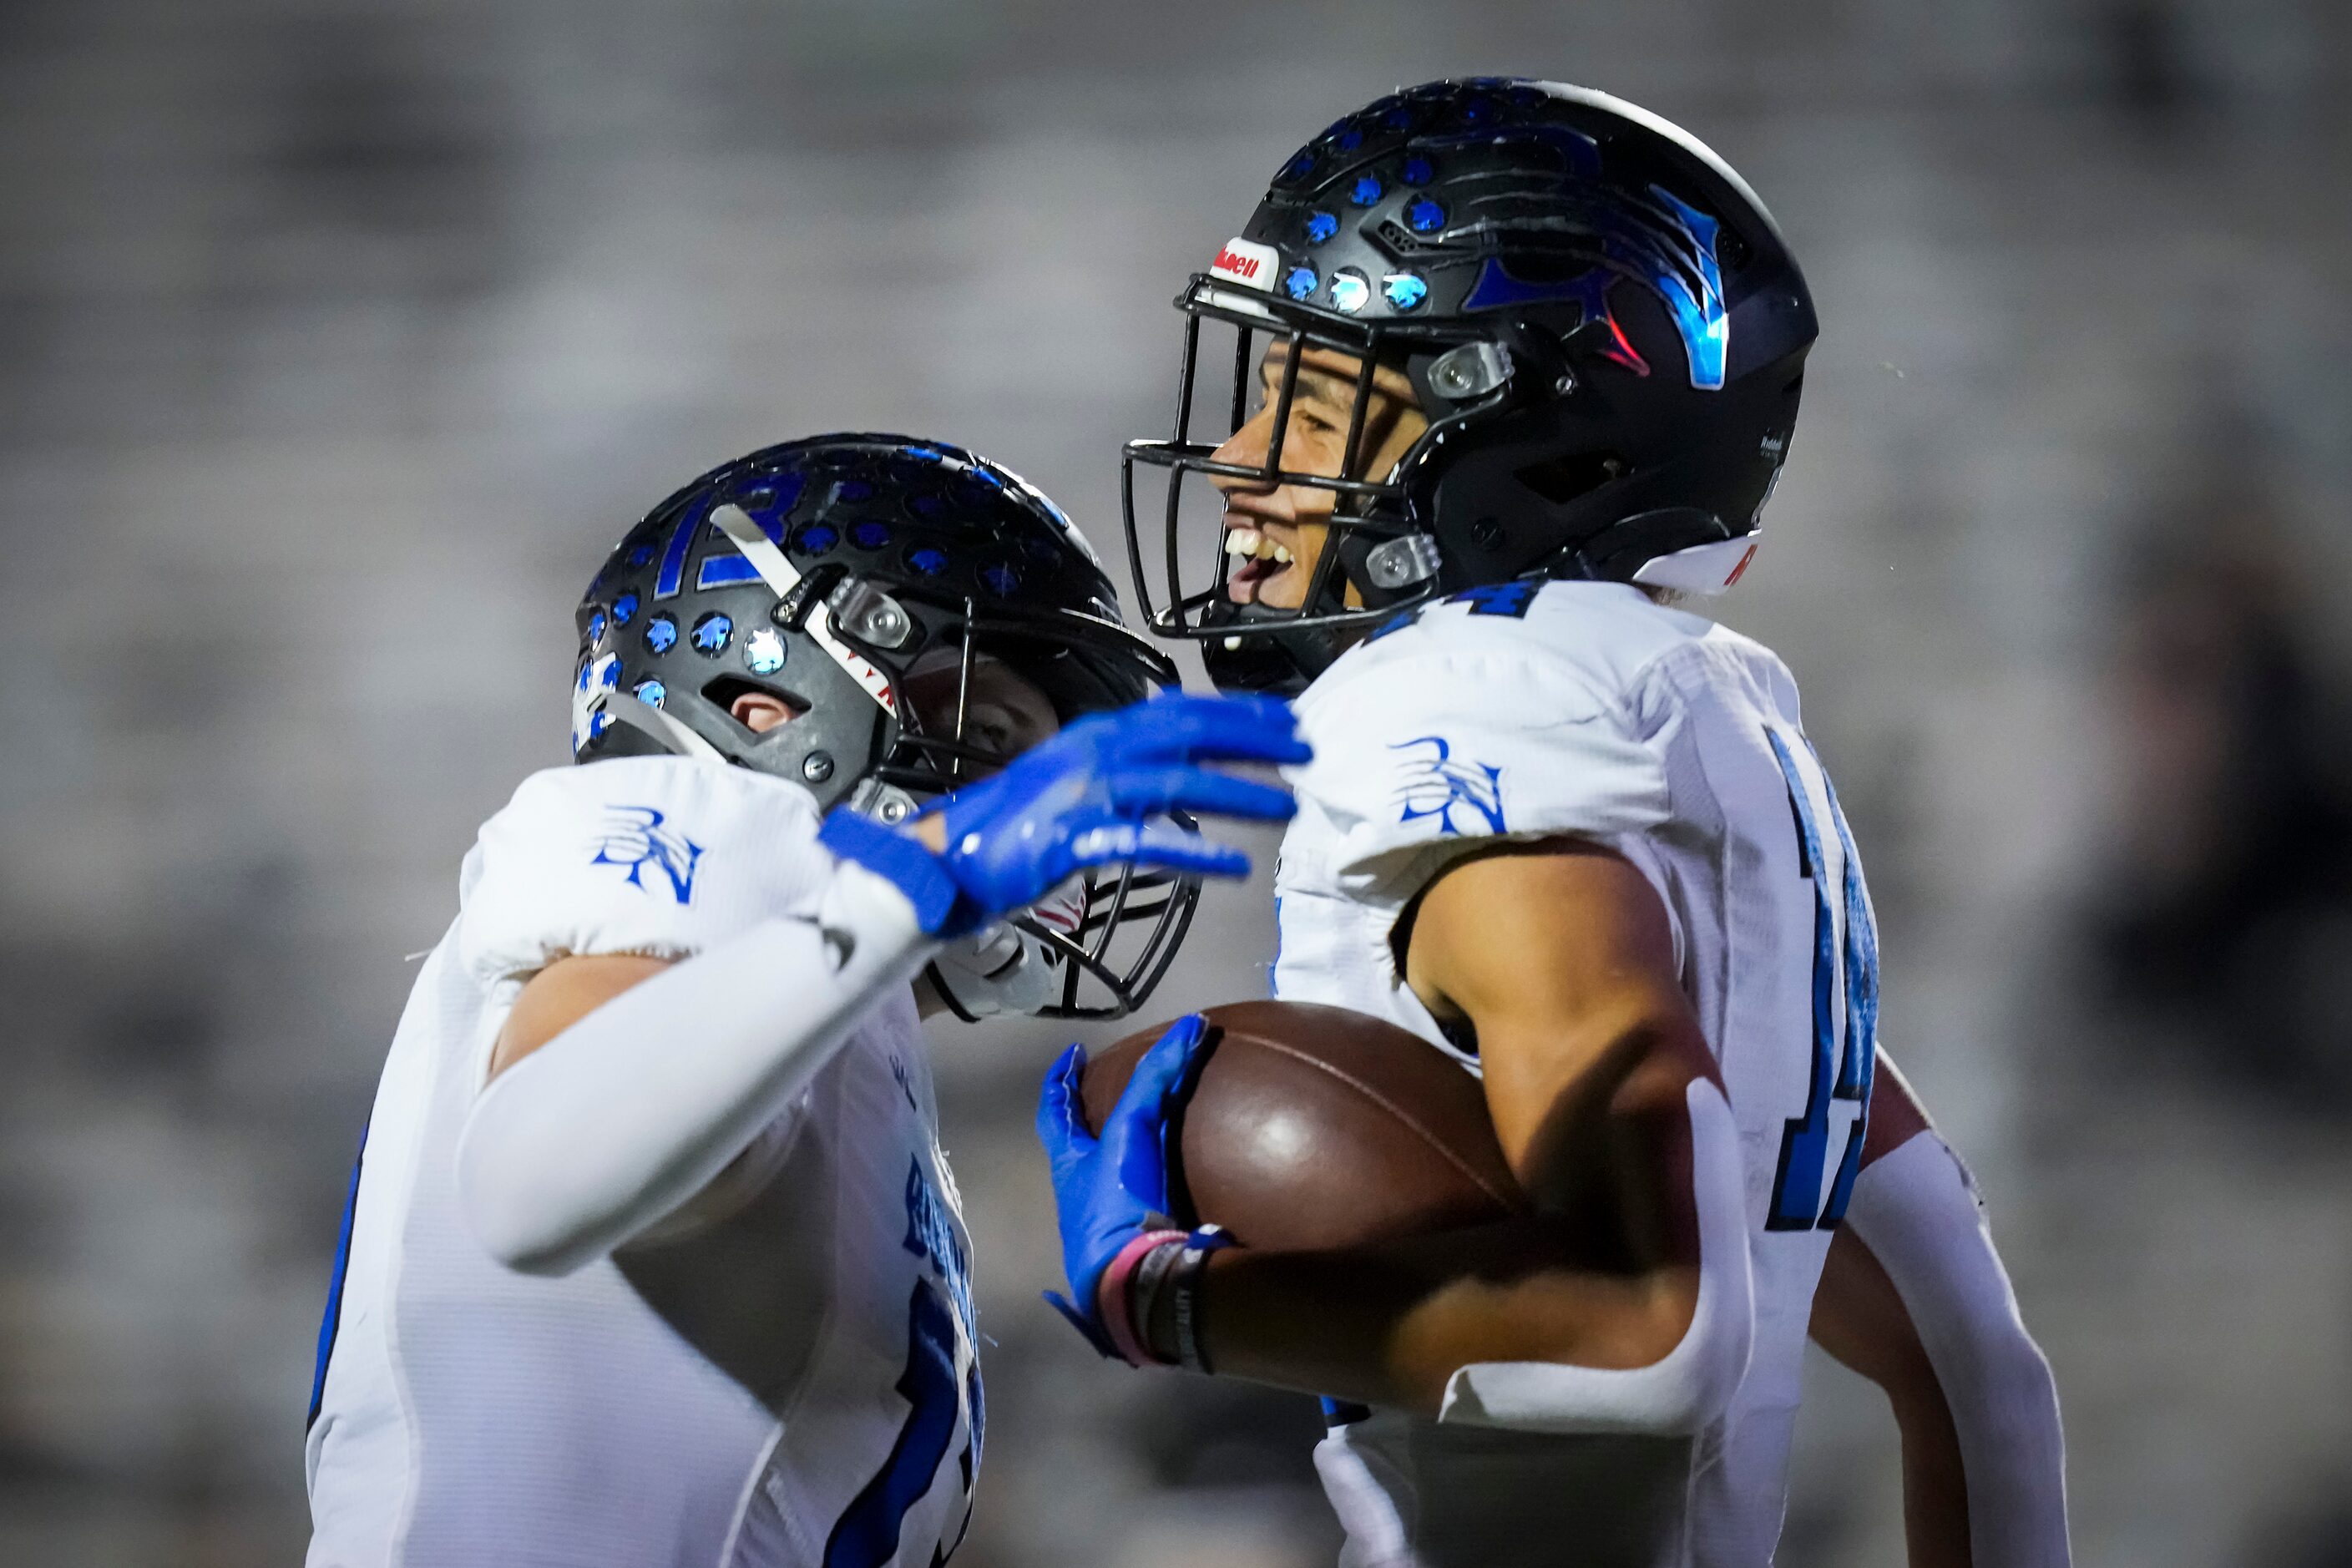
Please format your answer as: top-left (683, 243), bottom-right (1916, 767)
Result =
top-left (1078, 999), bottom-right (1526, 1252)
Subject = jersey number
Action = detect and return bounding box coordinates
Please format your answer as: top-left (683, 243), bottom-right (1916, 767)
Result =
top-left (824, 1282), bottom-right (970, 1568)
top-left (1765, 731), bottom-right (1879, 1231)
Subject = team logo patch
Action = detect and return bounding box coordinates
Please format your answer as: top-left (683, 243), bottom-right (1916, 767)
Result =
top-left (569, 652), bottom-right (622, 754)
top-left (1393, 736), bottom-right (1506, 837)
top-left (589, 804), bottom-right (705, 903)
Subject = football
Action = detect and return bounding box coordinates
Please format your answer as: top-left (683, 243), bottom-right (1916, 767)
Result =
top-left (1078, 999), bottom-right (1526, 1252)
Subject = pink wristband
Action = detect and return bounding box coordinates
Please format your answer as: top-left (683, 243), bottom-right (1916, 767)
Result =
top-left (1096, 1230), bottom-right (1186, 1367)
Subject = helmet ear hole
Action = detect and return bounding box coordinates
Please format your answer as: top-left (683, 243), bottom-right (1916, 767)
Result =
top-left (701, 675), bottom-right (808, 735)
top-left (1516, 451), bottom-right (1629, 506)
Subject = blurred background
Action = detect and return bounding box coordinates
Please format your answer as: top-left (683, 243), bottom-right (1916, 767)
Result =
top-left (3, 0), bottom-right (2350, 1562)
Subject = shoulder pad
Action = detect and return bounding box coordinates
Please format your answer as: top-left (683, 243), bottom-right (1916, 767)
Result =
top-left (458, 757), bottom-right (828, 984)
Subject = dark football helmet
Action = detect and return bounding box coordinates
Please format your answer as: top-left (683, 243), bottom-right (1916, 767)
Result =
top-left (1122, 78), bottom-right (1819, 690)
top-left (573, 433), bottom-right (1193, 1017)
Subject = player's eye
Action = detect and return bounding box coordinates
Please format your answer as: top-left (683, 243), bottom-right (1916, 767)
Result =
top-left (961, 706), bottom-right (1018, 756)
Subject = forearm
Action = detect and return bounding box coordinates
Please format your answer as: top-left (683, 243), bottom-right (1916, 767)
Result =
top-left (1171, 1079), bottom-right (1753, 1434)
top-left (1813, 1224), bottom-right (1971, 1568)
top-left (1847, 1132), bottom-right (2071, 1568)
top-left (456, 859), bottom-right (936, 1275)
top-left (1175, 1227), bottom-right (1700, 1416)
top-left (1889, 1383), bottom-right (1972, 1568)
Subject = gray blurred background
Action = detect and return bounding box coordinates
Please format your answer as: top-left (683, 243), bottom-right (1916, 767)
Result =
top-left (4, 0), bottom-right (2351, 1562)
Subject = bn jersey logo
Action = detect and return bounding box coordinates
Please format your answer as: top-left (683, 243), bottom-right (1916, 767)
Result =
top-left (589, 804), bottom-right (704, 903)
top-left (1393, 736), bottom-right (1506, 837)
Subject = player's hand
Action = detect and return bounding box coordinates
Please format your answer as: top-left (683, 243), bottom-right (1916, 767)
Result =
top-left (822, 691), bottom-right (1308, 936)
top-left (934, 691), bottom-right (1304, 917)
top-left (1034, 1014), bottom-right (1211, 1363)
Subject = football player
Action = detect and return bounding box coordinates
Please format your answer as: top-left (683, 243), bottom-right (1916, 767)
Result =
top-left (301, 434), bottom-right (1309, 1567)
top-left (1044, 82), bottom-right (2067, 1565)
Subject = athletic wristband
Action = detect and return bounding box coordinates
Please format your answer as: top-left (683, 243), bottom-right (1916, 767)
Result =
top-left (1169, 1225), bottom-right (1236, 1374)
top-left (816, 809), bottom-right (969, 935)
top-left (1096, 1230), bottom-right (1187, 1368)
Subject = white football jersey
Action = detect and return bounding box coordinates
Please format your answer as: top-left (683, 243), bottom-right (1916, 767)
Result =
top-left (1274, 581), bottom-right (1879, 1568)
top-left (305, 757), bottom-right (982, 1568)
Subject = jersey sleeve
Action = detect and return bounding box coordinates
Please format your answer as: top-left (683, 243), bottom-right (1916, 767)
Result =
top-left (456, 757), bottom-right (833, 984)
top-left (1289, 643), bottom-right (1671, 903)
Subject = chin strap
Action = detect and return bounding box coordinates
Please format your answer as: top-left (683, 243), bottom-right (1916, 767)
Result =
top-left (598, 690), bottom-right (730, 764)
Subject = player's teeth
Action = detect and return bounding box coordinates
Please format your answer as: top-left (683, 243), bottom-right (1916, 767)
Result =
top-left (1226, 528), bottom-right (1262, 556)
top-left (1272, 545), bottom-right (1294, 564)
top-left (1223, 635), bottom-right (1242, 650)
top-left (1253, 538), bottom-right (1280, 561)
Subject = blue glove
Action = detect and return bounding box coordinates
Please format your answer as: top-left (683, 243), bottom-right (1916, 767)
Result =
top-left (821, 691), bottom-right (1308, 936)
top-left (1035, 1014), bottom-right (1213, 1362)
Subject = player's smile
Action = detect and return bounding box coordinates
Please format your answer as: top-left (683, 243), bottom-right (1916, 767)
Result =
top-left (1221, 507), bottom-right (1307, 604)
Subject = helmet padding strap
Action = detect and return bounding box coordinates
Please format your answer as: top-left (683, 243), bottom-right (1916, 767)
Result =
top-left (599, 690), bottom-right (729, 766)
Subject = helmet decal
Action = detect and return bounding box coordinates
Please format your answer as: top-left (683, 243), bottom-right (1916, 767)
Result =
top-left (1461, 262), bottom-right (1652, 376)
top-left (652, 500), bottom-right (702, 599)
top-left (742, 627), bottom-right (787, 675)
top-left (611, 591), bottom-right (639, 626)
top-left (570, 652), bottom-right (622, 754)
top-left (1452, 184), bottom-right (1727, 389)
top-left (643, 614), bottom-right (678, 655)
top-left (695, 497), bottom-right (790, 590)
top-left (689, 611), bottom-right (733, 655)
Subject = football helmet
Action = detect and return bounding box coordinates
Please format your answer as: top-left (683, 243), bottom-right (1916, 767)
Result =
top-left (573, 433), bottom-right (1193, 1017)
top-left (1122, 78), bottom-right (1818, 690)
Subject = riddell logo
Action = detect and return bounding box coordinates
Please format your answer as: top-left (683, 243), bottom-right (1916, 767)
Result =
top-left (1209, 237), bottom-right (1280, 292)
